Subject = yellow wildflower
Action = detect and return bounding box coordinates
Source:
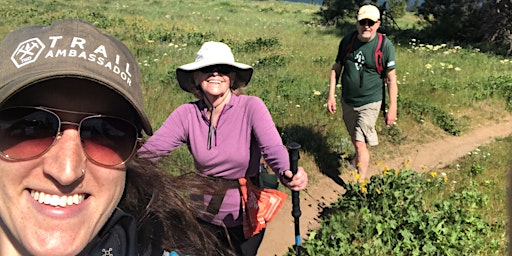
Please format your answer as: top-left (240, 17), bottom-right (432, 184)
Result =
top-left (360, 184), bottom-right (367, 194)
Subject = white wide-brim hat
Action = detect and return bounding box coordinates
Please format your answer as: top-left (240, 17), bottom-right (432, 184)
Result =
top-left (176, 41), bottom-right (253, 93)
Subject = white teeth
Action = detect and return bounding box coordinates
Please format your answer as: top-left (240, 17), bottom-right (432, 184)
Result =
top-left (51, 195), bottom-right (60, 206)
top-left (73, 194), bottom-right (80, 204)
top-left (30, 190), bottom-right (85, 207)
top-left (208, 80), bottom-right (221, 84)
top-left (44, 194), bottom-right (51, 204)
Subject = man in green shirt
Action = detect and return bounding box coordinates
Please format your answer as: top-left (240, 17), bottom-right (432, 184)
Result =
top-left (327, 4), bottom-right (398, 181)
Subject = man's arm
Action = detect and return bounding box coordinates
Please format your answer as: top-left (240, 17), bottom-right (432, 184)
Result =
top-left (327, 62), bottom-right (342, 114)
top-left (385, 68), bottom-right (397, 126)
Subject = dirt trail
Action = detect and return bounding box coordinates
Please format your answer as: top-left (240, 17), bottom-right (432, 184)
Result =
top-left (259, 116), bottom-right (512, 256)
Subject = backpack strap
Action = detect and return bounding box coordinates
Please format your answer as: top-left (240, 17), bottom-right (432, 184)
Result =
top-left (341, 31), bottom-right (358, 65)
top-left (376, 33), bottom-right (387, 113)
top-left (343, 31), bottom-right (386, 76)
top-left (375, 33), bottom-right (386, 77)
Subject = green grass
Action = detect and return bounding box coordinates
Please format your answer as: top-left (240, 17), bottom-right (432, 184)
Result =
top-left (0, 0), bottom-right (510, 254)
top-left (442, 138), bottom-right (511, 226)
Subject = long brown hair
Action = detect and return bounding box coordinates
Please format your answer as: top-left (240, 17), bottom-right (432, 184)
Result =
top-left (120, 157), bottom-right (235, 256)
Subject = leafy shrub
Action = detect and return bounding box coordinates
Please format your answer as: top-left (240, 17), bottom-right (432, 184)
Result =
top-left (400, 99), bottom-right (462, 136)
top-left (489, 75), bottom-right (512, 111)
top-left (252, 54), bottom-right (287, 68)
top-left (233, 37), bottom-right (280, 53)
top-left (286, 169), bottom-right (504, 255)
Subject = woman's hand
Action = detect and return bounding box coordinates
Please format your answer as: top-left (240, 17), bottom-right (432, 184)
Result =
top-left (283, 167), bottom-right (308, 191)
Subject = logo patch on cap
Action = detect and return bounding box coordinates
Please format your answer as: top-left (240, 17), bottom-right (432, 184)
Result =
top-left (10, 35), bottom-right (134, 87)
top-left (11, 38), bottom-right (46, 68)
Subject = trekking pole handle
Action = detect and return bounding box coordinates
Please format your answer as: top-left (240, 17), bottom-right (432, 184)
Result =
top-left (288, 142), bottom-right (300, 176)
top-left (288, 142), bottom-right (301, 221)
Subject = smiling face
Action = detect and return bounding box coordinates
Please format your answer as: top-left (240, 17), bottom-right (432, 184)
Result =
top-left (194, 67), bottom-right (235, 97)
top-left (0, 78), bottom-right (136, 255)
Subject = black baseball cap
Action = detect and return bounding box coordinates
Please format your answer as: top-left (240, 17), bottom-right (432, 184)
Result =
top-left (0, 19), bottom-right (153, 135)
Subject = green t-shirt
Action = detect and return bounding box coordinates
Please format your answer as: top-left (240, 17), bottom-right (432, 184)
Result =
top-left (335, 31), bottom-right (396, 107)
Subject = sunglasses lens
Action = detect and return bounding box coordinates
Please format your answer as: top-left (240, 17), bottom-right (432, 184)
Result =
top-left (80, 116), bottom-right (138, 166)
top-left (217, 65), bottom-right (234, 74)
top-left (0, 108), bottom-right (59, 160)
top-left (200, 65), bottom-right (234, 75)
top-left (0, 107), bottom-right (138, 166)
top-left (359, 19), bottom-right (375, 26)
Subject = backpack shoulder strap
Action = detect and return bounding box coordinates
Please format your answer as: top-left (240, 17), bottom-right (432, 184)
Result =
top-left (375, 32), bottom-right (386, 76)
top-left (377, 33), bottom-right (388, 112)
top-left (341, 31), bottom-right (358, 65)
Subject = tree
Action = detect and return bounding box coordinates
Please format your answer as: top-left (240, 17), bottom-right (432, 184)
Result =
top-left (481, 0), bottom-right (512, 54)
top-left (317, 0), bottom-right (362, 26)
top-left (317, 0), bottom-right (406, 31)
top-left (418, 0), bottom-right (512, 54)
top-left (417, 0), bottom-right (486, 42)
top-left (380, 0), bottom-right (406, 33)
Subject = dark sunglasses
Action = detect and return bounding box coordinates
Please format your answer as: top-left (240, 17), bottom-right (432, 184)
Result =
top-left (199, 65), bottom-right (234, 75)
top-left (0, 106), bottom-right (141, 167)
top-left (358, 19), bottom-right (376, 27)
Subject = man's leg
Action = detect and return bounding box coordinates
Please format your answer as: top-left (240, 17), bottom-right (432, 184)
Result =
top-left (353, 139), bottom-right (369, 181)
top-left (354, 101), bottom-right (381, 181)
top-left (342, 100), bottom-right (380, 181)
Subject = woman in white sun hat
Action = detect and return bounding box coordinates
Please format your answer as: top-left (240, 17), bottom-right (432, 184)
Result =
top-left (139, 41), bottom-right (308, 256)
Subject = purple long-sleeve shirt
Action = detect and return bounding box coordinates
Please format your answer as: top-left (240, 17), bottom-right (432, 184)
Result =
top-left (139, 94), bottom-right (289, 226)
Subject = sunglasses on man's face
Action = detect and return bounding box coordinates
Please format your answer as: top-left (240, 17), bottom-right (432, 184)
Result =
top-left (358, 19), bottom-right (376, 27)
top-left (0, 106), bottom-right (140, 167)
top-left (199, 65), bottom-right (235, 75)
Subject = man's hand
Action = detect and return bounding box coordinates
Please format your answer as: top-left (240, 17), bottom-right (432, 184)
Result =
top-left (327, 96), bottom-right (337, 114)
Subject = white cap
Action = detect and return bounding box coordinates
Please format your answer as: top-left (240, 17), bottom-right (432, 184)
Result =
top-left (357, 5), bottom-right (380, 21)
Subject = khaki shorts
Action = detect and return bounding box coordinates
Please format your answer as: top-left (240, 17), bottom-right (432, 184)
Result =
top-left (341, 100), bottom-right (382, 146)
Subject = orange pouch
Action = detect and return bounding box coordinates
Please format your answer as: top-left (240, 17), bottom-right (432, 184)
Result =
top-left (239, 177), bottom-right (288, 239)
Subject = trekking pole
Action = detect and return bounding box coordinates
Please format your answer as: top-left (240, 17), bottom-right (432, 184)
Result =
top-left (288, 142), bottom-right (301, 256)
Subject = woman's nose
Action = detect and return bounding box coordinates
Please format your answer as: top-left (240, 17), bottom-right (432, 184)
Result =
top-left (42, 128), bottom-right (86, 185)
